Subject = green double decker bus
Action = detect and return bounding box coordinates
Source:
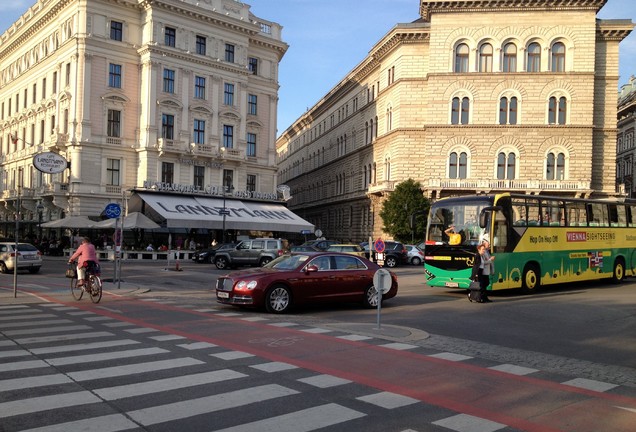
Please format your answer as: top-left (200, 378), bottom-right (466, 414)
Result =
top-left (424, 193), bottom-right (636, 293)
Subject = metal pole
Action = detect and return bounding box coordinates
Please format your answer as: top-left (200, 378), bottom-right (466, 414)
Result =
top-left (222, 189), bottom-right (226, 244)
top-left (13, 168), bottom-right (22, 298)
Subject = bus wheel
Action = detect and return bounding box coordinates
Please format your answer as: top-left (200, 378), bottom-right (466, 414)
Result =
top-left (521, 264), bottom-right (540, 294)
top-left (612, 258), bottom-right (625, 284)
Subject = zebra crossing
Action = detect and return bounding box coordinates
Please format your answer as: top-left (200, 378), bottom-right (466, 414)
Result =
top-left (1, 302), bottom-right (508, 432)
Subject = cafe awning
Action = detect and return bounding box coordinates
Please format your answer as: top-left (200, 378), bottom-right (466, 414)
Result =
top-left (129, 192), bottom-right (314, 233)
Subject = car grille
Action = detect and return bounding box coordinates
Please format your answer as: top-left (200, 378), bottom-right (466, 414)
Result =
top-left (216, 277), bottom-right (233, 291)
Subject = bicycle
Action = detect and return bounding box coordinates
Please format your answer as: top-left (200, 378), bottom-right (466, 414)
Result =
top-left (69, 261), bottom-right (102, 303)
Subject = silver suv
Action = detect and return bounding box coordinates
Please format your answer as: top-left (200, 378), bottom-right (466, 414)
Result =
top-left (0, 242), bottom-right (43, 273)
top-left (214, 238), bottom-right (289, 270)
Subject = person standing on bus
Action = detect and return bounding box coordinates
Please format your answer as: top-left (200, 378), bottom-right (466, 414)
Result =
top-left (444, 225), bottom-right (462, 245)
top-left (471, 241), bottom-right (494, 303)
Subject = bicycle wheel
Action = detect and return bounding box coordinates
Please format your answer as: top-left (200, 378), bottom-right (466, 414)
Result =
top-left (70, 276), bottom-right (83, 300)
top-left (89, 275), bottom-right (102, 303)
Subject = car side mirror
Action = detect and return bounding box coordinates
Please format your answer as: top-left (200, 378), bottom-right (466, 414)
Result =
top-left (305, 265), bottom-right (319, 273)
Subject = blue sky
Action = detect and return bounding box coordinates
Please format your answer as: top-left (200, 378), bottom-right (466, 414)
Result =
top-left (2, 0), bottom-right (634, 135)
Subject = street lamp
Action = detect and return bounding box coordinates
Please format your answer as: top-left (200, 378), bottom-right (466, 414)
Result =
top-left (221, 177), bottom-right (234, 244)
top-left (36, 201), bottom-right (44, 242)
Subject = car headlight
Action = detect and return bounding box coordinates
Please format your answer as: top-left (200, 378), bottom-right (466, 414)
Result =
top-left (236, 280), bottom-right (258, 290)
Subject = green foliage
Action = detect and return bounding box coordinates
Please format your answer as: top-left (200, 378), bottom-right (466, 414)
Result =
top-left (379, 179), bottom-right (429, 244)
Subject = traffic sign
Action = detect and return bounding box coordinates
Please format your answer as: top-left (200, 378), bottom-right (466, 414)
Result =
top-left (374, 238), bottom-right (385, 253)
top-left (104, 203), bottom-right (122, 219)
top-left (373, 268), bottom-right (392, 294)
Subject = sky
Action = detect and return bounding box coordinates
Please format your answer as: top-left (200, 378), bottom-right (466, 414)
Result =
top-left (2, 0), bottom-right (635, 136)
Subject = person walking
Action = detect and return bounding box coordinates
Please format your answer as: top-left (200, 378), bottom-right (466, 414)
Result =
top-left (68, 237), bottom-right (99, 287)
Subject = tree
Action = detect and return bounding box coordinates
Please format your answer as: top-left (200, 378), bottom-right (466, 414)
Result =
top-left (379, 178), bottom-right (429, 244)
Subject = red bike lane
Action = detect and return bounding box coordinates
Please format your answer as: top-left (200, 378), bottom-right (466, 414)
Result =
top-left (34, 293), bottom-right (636, 432)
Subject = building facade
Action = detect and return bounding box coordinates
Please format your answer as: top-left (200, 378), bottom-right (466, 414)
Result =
top-left (617, 75), bottom-right (636, 197)
top-left (0, 0), bottom-right (288, 240)
top-left (276, 0), bottom-right (634, 243)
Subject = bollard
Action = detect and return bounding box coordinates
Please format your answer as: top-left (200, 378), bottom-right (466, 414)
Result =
top-left (174, 247), bottom-right (182, 271)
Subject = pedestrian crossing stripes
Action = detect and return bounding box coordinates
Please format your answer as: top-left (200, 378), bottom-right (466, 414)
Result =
top-left (1, 302), bottom-right (631, 432)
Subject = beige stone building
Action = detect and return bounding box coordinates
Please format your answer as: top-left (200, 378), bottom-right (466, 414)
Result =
top-left (617, 75), bottom-right (636, 196)
top-left (0, 0), bottom-right (292, 240)
top-left (276, 0), bottom-right (633, 243)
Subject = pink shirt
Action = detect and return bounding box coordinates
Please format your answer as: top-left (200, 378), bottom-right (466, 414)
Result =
top-left (70, 243), bottom-right (99, 268)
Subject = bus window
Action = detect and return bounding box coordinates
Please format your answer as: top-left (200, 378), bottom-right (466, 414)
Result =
top-left (512, 198), bottom-right (527, 226)
top-left (542, 201), bottom-right (564, 226)
top-left (610, 204), bottom-right (627, 227)
top-left (588, 203), bottom-right (609, 226)
top-left (629, 205), bottom-right (636, 227)
top-left (527, 199), bottom-right (540, 226)
top-left (492, 210), bottom-right (508, 253)
top-left (566, 201), bottom-right (587, 226)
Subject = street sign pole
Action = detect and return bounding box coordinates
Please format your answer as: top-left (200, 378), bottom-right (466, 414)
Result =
top-left (373, 268), bottom-right (391, 330)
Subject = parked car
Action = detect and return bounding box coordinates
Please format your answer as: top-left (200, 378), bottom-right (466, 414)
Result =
top-left (214, 238), bottom-right (289, 270)
top-left (359, 241), bottom-right (408, 268)
top-left (405, 244), bottom-right (425, 265)
top-left (301, 239), bottom-right (338, 251)
top-left (215, 251), bottom-right (398, 313)
top-left (326, 244), bottom-right (365, 257)
top-left (290, 245), bottom-right (320, 252)
top-left (0, 242), bottom-right (43, 273)
top-left (191, 243), bottom-right (236, 264)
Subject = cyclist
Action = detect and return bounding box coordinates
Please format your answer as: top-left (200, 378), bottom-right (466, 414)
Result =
top-left (68, 237), bottom-right (99, 287)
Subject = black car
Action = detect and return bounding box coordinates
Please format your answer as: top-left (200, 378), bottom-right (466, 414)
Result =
top-left (360, 241), bottom-right (408, 268)
top-left (191, 243), bottom-right (236, 264)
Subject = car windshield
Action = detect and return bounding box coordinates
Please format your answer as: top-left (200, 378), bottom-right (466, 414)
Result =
top-left (265, 254), bottom-right (310, 270)
top-left (17, 244), bottom-right (38, 252)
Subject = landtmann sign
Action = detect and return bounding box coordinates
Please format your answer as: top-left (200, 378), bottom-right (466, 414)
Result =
top-left (33, 152), bottom-right (68, 174)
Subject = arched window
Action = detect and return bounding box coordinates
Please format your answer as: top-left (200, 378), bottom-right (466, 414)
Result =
top-left (452, 97), bottom-right (470, 125)
top-left (527, 42), bottom-right (541, 72)
top-left (455, 43), bottom-right (469, 73)
top-left (497, 152), bottom-right (516, 179)
top-left (499, 96), bottom-right (518, 125)
top-left (384, 158), bottom-right (391, 181)
top-left (548, 96), bottom-right (567, 124)
top-left (502, 43), bottom-right (517, 72)
top-left (479, 43), bottom-right (493, 72)
top-left (386, 107), bottom-right (393, 131)
top-left (551, 42), bottom-right (565, 72)
top-left (449, 151), bottom-right (468, 179)
top-left (546, 151), bottom-right (566, 180)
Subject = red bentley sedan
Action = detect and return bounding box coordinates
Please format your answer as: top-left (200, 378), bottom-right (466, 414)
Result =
top-left (215, 252), bottom-right (398, 313)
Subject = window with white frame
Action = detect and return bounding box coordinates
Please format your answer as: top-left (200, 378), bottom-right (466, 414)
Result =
top-left (109, 63), bottom-right (122, 88)
top-left (163, 69), bottom-right (175, 93)
top-left (527, 42), bottom-right (541, 72)
top-left (502, 43), bottom-right (517, 72)
top-left (451, 96), bottom-right (470, 125)
top-left (246, 174), bottom-right (256, 192)
top-left (497, 151), bottom-right (516, 179)
top-left (246, 132), bottom-right (256, 157)
top-left (225, 43), bottom-right (235, 62)
top-left (455, 43), bottom-right (469, 73)
top-left (499, 96), bottom-right (518, 125)
top-left (551, 41), bottom-right (566, 72)
top-left (448, 151), bottom-right (468, 179)
top-left (107, 109), bottom-right (121, 137)
top-left (193, 119), bottom-right (205, 144)
top-left (110, 21), bottom-right (123, 41)
top-left (165, 27), bottom-right (176, 47)
top-left (193, 165), bottom-right (205, 189)
top-left (162, 114), bottom-right (174, 139)
top-left (224, 83), bottom-right (234, 105)
top-left (548, 95), bottom-right (567, 125)
top-left (161, 161), bottom-right (174, 183)
top-left (195, 35), bottom-right (206, 55)
top-left (479, 43), bottom-right (493, 72)
top-left (223, 124), bottom-right (233, 148)
top-left (194, 76), bottom-right (206, 99)
top-left (546, 150), bottom-right (566, 180)
top-left (248, 94), bottom-right (257, 115)
top-left (106, 159), bottom-right (120, 185)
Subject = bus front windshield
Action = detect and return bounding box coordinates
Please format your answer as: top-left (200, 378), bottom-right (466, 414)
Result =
top-left (426, 198), bottom-right (492, 246)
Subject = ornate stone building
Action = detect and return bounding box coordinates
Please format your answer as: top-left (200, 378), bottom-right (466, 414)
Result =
top-left (617, 75), bottom-right (636, 197)
top-left (0, 0), bottom-right (289, 239)
top-left (276, 0), bottom-right (633, 243)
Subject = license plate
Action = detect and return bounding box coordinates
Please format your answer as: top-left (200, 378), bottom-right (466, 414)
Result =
top-left (22, 255), bottom-right (36, 260)
top-left (445, 282), bottom-right (459, 288)
top-left (217, 292), bottom-right (229, 299)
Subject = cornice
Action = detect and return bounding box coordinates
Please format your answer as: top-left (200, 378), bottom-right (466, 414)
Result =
top-left (139, 45), bottom-right (252, 77)
top-left (419, 0), bottom-right (608, 21)
top-left (596, 21), bottom-right (634, 42)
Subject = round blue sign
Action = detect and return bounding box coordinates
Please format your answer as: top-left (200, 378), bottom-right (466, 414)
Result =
top-left (104, 203), bottom-right (122, 219)
top-left (374, 238), bottom-right (385, 253)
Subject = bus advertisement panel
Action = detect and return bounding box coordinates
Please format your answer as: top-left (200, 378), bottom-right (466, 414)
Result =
top-left (424, 193), bottom-right (636, 293)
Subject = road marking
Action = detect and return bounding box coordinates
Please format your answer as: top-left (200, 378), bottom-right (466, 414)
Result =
top-left (0, 340), bottom-right (16, 347)
top-left (103, 321), bottom-right (134, 328)
top-left (380, 342), bottom-right (418, 350)
top-left (1, 319), bottom-right (72, 329)
top-left (0, 359), bottom-right (49, 372)
top-left (297, 374), bottom-right (352, 388)
top-left (30, 339), bottom-right (140, 355)
top-left (211, 351), bottom-right (255, 360)
top-left (3, 325), bottom-right (91, 336)
top-left (125, 327), bottom-right (158, 334)
top-left (127, 384), bottom-right (298, 426)
top-left (94, 369), bottom-right (247, 400)
top-left (0, 374), bottom-right (73, 392)
top-left (45, 347), bottom-right (169, 366)
top-left (337, 334), bottom-right (372, 341)
top-left (0, 313), bottom-right (54, 321)
top-left (562, 377), bottom-right (618, 392)
top-left (241, 316), bottom-right (269, 322)
top-left (433, 413), bottom-right (507, 432)
top-left (84, 316), bottom-right (114, 321)
top-left (250, 362), bottom-right (298, 373)
top-left (0, 349), bottom-right (30, 359)
top-left (18, 413), bottom-right (139, 432)
top-left (0, 391), bottom-right (101, 418)
top-left (268, 322), bottom-right (298, 327)
top-left (489, 364), bottom-right (539, 376)
top-left (177, 341), bottom-right (218, 350)
top-left (149, 334), bottom-right (186, 341)
top-left (68, 357), bottom-right (204, 381)
top-left (0, 305), bottom-right (30, 310)
top-left (356, 391), bottom-right (419, 409)
top-left (300, 327), bottom-right (332, 334)
top-left (14, 331), bottom-right (115, 345)
top-left (212, 403), bottom-right (365, 432)
top-left (429, 352), bottom-right (473, 362)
